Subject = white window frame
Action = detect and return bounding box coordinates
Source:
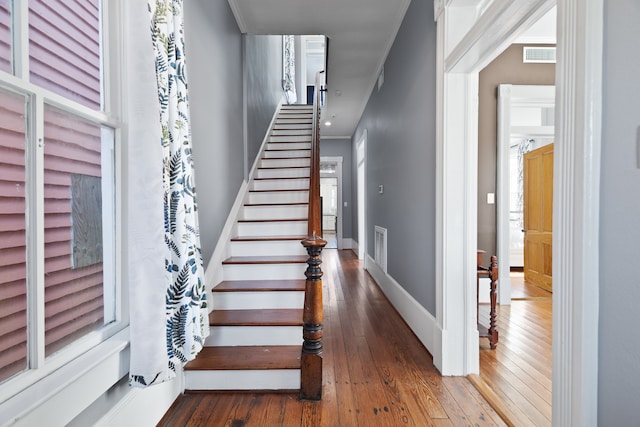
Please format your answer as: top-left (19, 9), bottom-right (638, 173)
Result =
top-left (0, 0), bottom-right (126, 409)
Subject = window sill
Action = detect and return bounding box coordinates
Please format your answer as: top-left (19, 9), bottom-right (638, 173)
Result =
top-left (0, 327), bottom-right (131, 426)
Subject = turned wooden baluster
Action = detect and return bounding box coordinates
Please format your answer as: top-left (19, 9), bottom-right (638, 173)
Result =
top-left (300, 237), bottom-right (326, 400)
top-left (488, 255), bottom-right (499, 349)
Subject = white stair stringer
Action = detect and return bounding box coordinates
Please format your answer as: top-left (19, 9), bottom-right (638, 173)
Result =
top-left (186, 105), bottom-right (315, 392)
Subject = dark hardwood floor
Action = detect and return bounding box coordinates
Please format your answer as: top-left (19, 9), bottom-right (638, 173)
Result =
top-left (159, 250), bottom-right (512, 426)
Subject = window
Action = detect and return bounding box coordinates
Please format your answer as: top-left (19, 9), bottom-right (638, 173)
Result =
top-left (0, 0), bottom-right (119, 390)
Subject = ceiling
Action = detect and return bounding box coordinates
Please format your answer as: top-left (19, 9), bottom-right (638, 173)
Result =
top-left (228, 0), bottom-right (412, 138)
top-left (227, 1), bottom-right (556, 139)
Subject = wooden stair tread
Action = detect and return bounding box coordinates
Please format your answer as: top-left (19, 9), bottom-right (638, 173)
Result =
top-left (237, 218), bottom-right (307, 223)
top-left (230, 235), bottom-right (307, 242)
top-left (210, 308), bottom-right (303, 326)
top-left (265, 148), bottom-right (311, 152)
top-left (262, 155), bottom-right (310, 159)
top-left (253, 176), bottom-right (310, 180)
top-left (258, 165), bottom-right (309, 170)
top-left (249, 188), bottom-right (308, 193)
top-left (243, 202), bottom-right (308, 206)
top-left (213, 280), bottom-right (306, 292)
top-left (222, 255), bottom-right (307, 265)
top-left (185, 346), bottom-right (301, 371)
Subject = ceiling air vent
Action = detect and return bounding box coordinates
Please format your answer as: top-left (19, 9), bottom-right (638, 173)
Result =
top-left (523, 46), bottom-right (556, 63)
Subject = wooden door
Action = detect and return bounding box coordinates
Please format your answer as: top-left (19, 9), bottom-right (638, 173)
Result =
top-left (523, 143), bottom-right (553, 292)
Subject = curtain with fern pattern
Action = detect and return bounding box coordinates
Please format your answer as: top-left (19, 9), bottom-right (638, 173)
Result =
top-left (130, 0), bottom-right (209, 388)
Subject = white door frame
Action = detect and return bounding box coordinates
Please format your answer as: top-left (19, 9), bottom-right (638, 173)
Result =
top-left (434, 0), bottom-right (601, 424)
top-left (356, 130), bottom-right (367, 260)
top-left (320, 156), bottom-right (343, 249)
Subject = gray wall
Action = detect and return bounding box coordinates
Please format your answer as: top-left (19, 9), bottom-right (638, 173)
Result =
top-left (184, 0), bottom-right (244, 264)
top-left (598, 0), bottom-right (640, 423)
top-left (321, 138), bottom-right (353, 239)
top-left (351, 0), bottom-right (437, 314)
top-left (477, 44), bottom-right (555, 257)
top-left (246, 35), bottom-right (284, 171)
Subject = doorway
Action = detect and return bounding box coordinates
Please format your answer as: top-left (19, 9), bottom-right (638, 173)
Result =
top-left (497, 84), bottom-right (555, 303)
top-left (320, 156), bottom-right (343, 249)
top-left (437, 0), bottom-right (603, 422)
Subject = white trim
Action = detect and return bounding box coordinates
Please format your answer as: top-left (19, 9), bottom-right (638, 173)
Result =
top-left (341, 238), bottom-right (353, 250)
top-left (351, 239), bottom-right (359, 257)
top-left (356, 130), bottom-right (367, 260)
top-left (94, 376), bottom-right (182, 427)
top-left (553, 0), bottom-right (602, 424)
top-left (445, 0), bottom-right (556, 73)
top-left (203, 179), bottom-right (248, 295)
top-left (496, 84), bottom-right (513, 305)
top-left (0, 330), bottom-right (129, 427)
top-left (226, 0), bottom-right (248, 33)
top-left (437, 0), bottom-right (602, 422)
top-left (367, 255), bottom-right (441, 360)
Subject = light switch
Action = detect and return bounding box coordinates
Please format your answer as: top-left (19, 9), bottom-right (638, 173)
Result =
top-left (487, 193), bottom-right (495, 204)
top-left (378, 185), bottom-right (384, 194)
top-left (344, 202), bottom-right (348, 207)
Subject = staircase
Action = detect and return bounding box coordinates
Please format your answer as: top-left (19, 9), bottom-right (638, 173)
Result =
top-left (184, 105), bottom-right (314, 392)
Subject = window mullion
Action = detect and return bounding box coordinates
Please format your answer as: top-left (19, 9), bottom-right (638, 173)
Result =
top-left (27, 94), bottom-right (45, 368)
top-left (11, 0), bottom-right (29, 79)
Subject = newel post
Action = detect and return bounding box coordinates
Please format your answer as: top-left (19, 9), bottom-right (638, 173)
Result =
top-left (300, 236), bottom-right (326, 400)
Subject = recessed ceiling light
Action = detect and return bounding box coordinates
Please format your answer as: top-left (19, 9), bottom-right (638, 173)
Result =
top-left (324, 121), bottom-right (332, 126)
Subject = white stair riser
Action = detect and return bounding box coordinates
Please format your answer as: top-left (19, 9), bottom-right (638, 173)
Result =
top-left (276, 117), bottom-right (313, 124)
top-left (252, 178), bottom-right (309, 190)
top-left (240, 204), bottom-right (307, 220)
top-left (267, 142), bottom-right (311, 151)
top-left (185, 369), bottom-right (300, 391)
top-left (213, 291), bottom-right (305, 310)
top-left (271, 129), bottom-right (312, 136)
top-left (260, 158), bottom-right (310, 168)
top-left (205, 326), bottom-right (303, 346)
top-left (248, 191), bottom-right (308, 205)
top-left (269, 135), bottom-right (312, 143)
top-left (273, 124), bottom-right (312, 130)
top-left (235, 221), bottom-right (307, 236)
top-left (222, 263), bottom-right (307, 281)
top-left (229, 240), bottom-right (306, 257)
top-left (263, 150), bottom-right (311, 159)
top-left (256, 167), bottom-right (309, 179)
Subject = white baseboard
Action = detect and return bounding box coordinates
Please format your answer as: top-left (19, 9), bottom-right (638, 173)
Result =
top-left (341, 238), bottom-right (353, 250)
top-left (366, 255), bottom-right (441, 360)
top-left (95, 375), bottom-right (183, 427)
top-left (351, 240), bottom-right (360, 258)
top-left (203, 179), bottom-right (248, 294)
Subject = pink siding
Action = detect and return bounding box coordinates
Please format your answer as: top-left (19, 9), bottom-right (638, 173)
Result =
top-left (0, 2), bottom-right (11, 72)
top-left (43, 106), bottom-right (104, 356)
top-left (29, 0), bottom-right (101, 109)
top-left (0, 92), bottom-right (27, 382)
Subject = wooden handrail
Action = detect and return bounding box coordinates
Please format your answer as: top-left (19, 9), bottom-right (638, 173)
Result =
top-left (307, 71), bottom-right (324, 239)
top-left (300, 71), bottom-right (326, 401)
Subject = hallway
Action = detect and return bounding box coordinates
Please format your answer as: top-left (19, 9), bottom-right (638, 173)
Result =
top-left (159, 250), bottom-right (506, 426)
